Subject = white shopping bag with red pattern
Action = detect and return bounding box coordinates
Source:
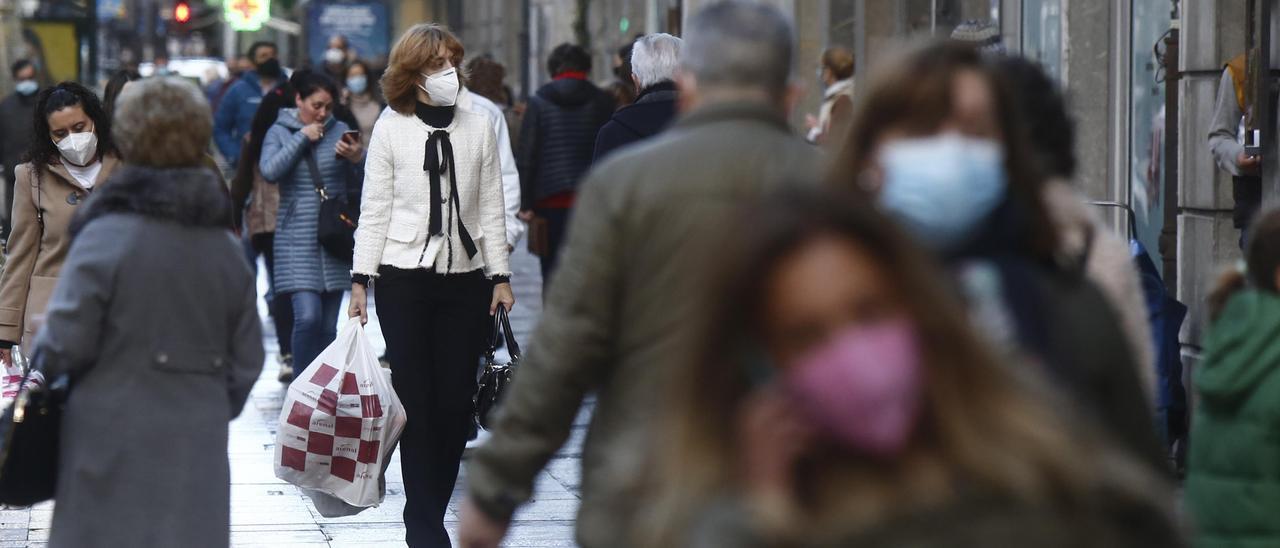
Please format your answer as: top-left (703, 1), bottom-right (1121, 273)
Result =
top-left (275, 321), bottom-right (406, 507)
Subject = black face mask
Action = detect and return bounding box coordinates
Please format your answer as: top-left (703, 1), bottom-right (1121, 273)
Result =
top-left (257, 58), bottom-right (284, 79)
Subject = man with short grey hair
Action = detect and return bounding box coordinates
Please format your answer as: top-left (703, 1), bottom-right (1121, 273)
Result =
top-left (593, 32), bottom-right (684, 161)
top-left (460, 3), bottom-right (820, 547)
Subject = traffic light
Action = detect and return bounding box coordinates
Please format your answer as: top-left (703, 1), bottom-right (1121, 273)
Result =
top-left (174, 1), bottom-right (191, 24)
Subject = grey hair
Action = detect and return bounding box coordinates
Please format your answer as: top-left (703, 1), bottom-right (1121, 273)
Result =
top-left (631, 33), bottom-right (683, 90)
top-left (113, 77), bottom-right (213, 167)
top-left (679, 2), bottom-right (795, 96)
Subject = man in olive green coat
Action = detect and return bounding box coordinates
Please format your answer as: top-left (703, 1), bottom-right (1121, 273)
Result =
top-left (458, 4), bottom-right (822, 547)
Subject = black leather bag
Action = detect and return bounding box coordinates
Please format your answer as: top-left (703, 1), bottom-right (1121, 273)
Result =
top-left (304, 150), bottom-right (359, 261)
top-left (0, 349), bottom-right (64, 506)
top-left (475, 307), bottom-right (520, 430)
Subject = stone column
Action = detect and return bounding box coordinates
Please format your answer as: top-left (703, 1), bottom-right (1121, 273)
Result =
top-left (1177, 0), bottom-right (1246, 351)
top-left (1062, 0), bottom-right (1121, 203)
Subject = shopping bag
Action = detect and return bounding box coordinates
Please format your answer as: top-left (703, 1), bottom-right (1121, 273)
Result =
top-left (275, 321), bottom-right (406, 508)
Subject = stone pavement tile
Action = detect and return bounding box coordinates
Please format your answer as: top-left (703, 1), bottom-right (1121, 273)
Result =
top-left (498, 520), bottom-right (579, 547)
top-left (230, 523), bottom-right (329, 545)
top-left (0, 529), bottom-right (24, 541)
top-left (554, 426), bottom-right (587, 458)
top-left (26, 509), bottom-right (49, 530)
top-left (544, 457), bottom-right (582, 492)
top-left (321, 522), bottom-right (409, 545)
top-left (0, 509), bottom-right (29, 529)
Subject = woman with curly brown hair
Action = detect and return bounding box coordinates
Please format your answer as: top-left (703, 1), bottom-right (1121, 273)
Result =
top-left (0, 82), bottom-right (119, 362)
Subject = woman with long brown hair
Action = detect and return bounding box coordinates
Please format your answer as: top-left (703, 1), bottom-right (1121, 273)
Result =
top-left (642, 190), bottom-right (1183, 547)
top-left (831, 40), bottom-right (1162, 469)
top-left (348, 23), bottom-right (512, 547)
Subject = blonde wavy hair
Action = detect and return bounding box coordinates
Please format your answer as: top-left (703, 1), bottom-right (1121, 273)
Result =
top-left (381, 23), bottom-right (465, 115)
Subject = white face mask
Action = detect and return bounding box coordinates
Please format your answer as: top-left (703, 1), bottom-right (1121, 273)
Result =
top-left (418, 67), bottom-right (459, 106)
top-left (55, 131), bottom-right (98, 167)
top-left (324, 48), bottom-right (345, 65)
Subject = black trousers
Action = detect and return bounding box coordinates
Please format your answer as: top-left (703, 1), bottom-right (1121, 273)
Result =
top-left (251, 232), bottom-right (294, 356)
top-left (375, 267), bottom-right (491, 548)
top-left (535, 206), bottom-right (571, 291)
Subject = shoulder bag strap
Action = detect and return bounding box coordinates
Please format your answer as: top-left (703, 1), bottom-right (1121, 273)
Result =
top-left (302, 148), bottom-right (328, 200)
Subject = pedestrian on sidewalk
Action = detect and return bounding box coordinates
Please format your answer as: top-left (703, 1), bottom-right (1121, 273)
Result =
top-left (804, 46), bottom-right (855, 147)
top-left (347, 23), bottom-right (513, 548)
top-left (641, 190), bottom-right (1183, 548)
top-left (0, 82), bottom-right (119, 362)
top-left (592, 33), bottom-right (682, 162)
top-left (215, 41), bottom-right (283, 168)
top-left (1188, 208), bottom-right (1280, 548)
top-left (1209, 54), bottom-right (1261, 247)
top-left (459, 84), bottom-right (525, 250)
top-left (830, 40), bottom-right (1164, 471)
top-left (342, 60), bottom-right (385, 149)
top-left (259, 70), bottom-right (363, 378)
top-left (102, 69), bottom-right (141, 121)
top-left (458, 4), bottom-right (821, 547)
top-left (231, 80), bottom-right (297, 382)
top-left (515, 42), bottom-right (614, 289)
top-left (35, 77), bottom-right (264, 548)
top-left (0, 60), bottom-right (41, 237)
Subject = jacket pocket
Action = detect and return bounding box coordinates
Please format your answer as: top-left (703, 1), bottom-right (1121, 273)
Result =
top-left (386, 219), bottom-right (419, 243)
top-left (151, 344), bottom-right (229, 376)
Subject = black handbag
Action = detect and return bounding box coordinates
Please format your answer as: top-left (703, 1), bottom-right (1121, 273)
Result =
top-left (475, 307), bottom-right (520, 430)
top-left (303, 149), bottom-right (359, 261)
top-left (0, 348), bottom-right (64, 506)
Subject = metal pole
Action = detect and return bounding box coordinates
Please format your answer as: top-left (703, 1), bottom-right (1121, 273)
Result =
top-left (1161, 24), bottom-right (1179, 292)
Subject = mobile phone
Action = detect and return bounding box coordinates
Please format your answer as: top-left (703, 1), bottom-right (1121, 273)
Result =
top-left (336, 130), bottom-right (361, 159)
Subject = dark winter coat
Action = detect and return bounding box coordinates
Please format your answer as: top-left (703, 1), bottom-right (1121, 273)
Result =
top-left (214, 70), bottom-right (269, 166)
top-left (593, 81), bottom-right (679, 162)
top-left (0, 91), bottom-right (36, 185)
top-left (259, 109), bottom-right (354, 294)
top-left (517, 78), bottom-right (615, 209)
top-left (1186, 290), bottom-right (1280, 548)
top-left (36, 165), bottom-right (263, 548)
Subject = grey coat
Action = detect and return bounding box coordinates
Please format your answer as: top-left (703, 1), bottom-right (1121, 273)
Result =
top-left (260, 109), bottom-right (353, 294)
top-left (36, 165), bottom-right (263, 548)
top-left (467, 102), bottom-right (823, 547)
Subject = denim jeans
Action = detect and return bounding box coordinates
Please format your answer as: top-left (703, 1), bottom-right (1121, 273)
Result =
top-left (289, 290), bottom-right (343, 378)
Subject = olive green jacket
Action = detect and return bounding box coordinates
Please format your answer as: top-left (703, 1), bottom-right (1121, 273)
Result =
top-left (466, 101), bottom-right (822, 548)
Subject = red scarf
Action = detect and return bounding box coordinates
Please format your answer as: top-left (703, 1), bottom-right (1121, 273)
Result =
top-left (554, 71), bottom-right (589, 81)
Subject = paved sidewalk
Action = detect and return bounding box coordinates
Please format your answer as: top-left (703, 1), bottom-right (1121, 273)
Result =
top-left (4, 246), bottom-right (584, 547)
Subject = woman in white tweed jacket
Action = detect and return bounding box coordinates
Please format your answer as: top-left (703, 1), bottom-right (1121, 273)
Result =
top-left (347, 24), bottom-right (513, 548)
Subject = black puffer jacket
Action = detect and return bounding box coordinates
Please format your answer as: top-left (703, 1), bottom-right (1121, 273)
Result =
top-left (517, 78), bottom-right (615, 209)
top-left (593, 81), bottom-right (679, 163)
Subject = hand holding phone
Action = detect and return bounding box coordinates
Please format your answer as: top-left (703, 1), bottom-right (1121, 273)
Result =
top-left (335, 130), bottom-right (363, 161)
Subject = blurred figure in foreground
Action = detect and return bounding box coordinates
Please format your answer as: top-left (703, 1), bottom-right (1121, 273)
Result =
top-left (0, 83), bottom-right (119, 361)
top-left (993, 55), bottom-right (1156, 409)
top-left (516, 42), bottom-right (614, 288)
top-left (833, 41), bottom-right (1163, 469)
top-left (37, 77), bottom-right (263, 548)
top-left (642, 190), bottom-right (1183, 547)
top-left (805, 46), bottom-right (854, 147)
top-left (460, 4), bottom-right (821, 547)
top-left (593, 33), bottom-right (683, 162)
top-left (1188, 208), bottom-right (1280, 547)
top-left (0, 60), bottom-right (41, 237)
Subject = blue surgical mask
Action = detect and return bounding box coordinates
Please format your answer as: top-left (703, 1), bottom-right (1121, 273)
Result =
top-left (877, 134), bottom-right (1008, 252)
top-left (14, 79), bottom-right (37, 96)
top-left (346, 75), bottom-right (368, 95)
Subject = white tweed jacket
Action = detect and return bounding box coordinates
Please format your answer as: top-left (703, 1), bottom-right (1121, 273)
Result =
top-left (353, 106), bottom-right (511, 278)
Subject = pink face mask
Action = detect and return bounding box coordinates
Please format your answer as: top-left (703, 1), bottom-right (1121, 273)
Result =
top-left (785, 320), bottom-right (923, 457)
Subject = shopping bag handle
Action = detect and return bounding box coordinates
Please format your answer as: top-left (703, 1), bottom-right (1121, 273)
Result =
top-left (486, 307), bottom-right (521, 361)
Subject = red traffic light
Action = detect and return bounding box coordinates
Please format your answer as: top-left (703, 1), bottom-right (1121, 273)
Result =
top-left (174, 2), bottom-right (191, 23)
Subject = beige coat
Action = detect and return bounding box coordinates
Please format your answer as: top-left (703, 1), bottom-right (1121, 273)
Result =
top-left (0, 157), bottom-right (120, 347)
